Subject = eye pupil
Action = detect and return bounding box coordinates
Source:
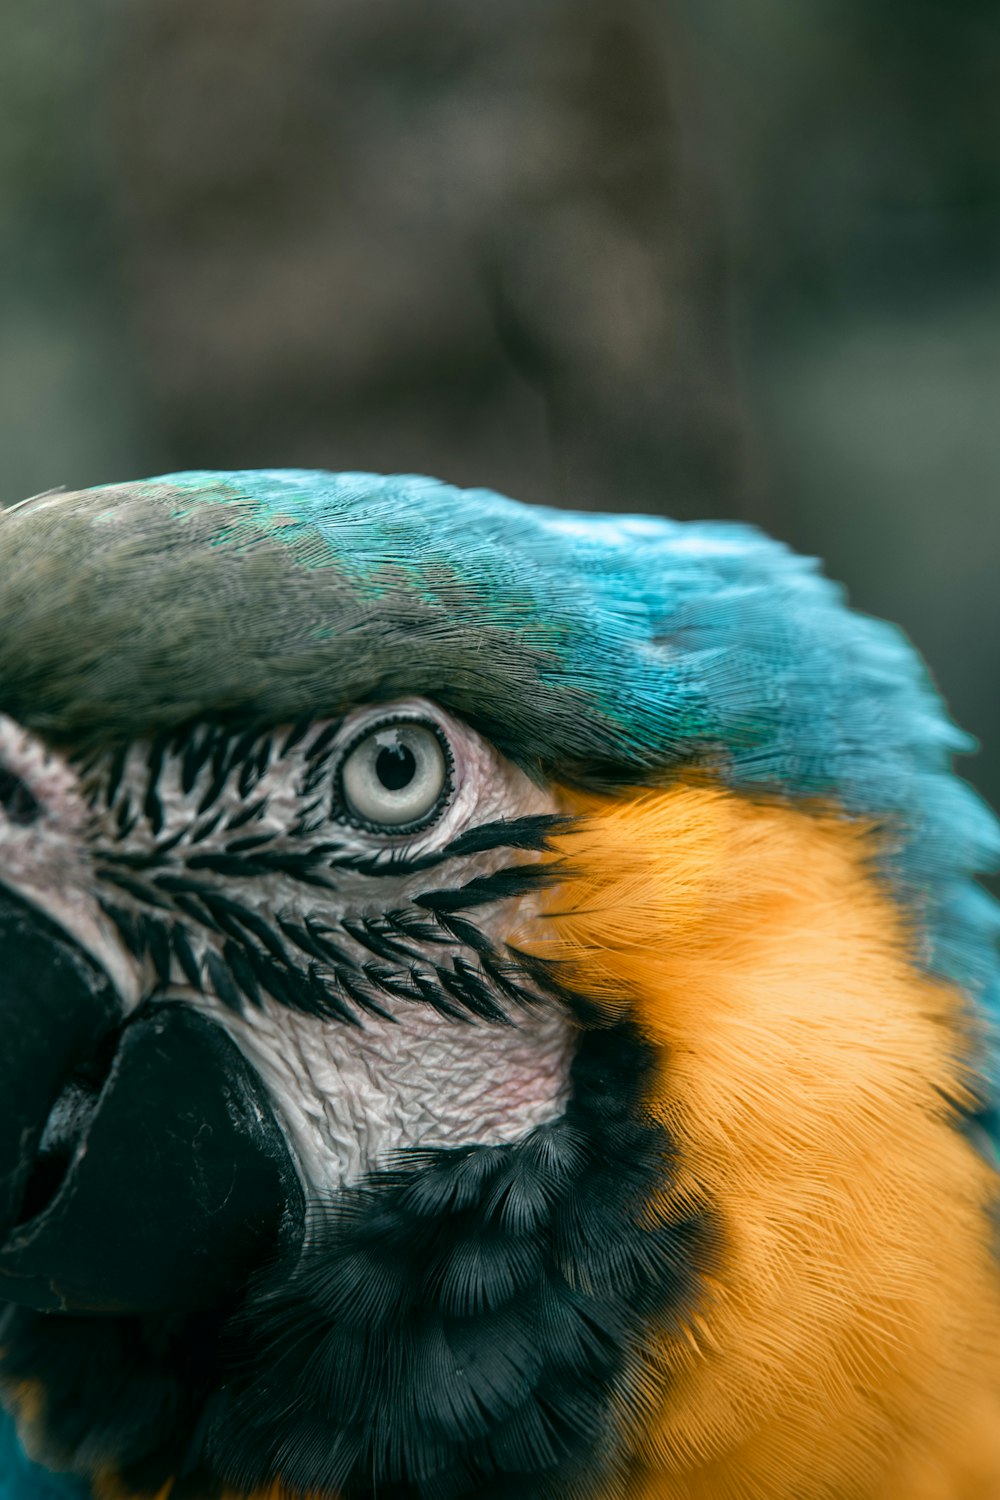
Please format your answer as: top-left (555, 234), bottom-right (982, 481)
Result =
top-left (376, 743), bottom-right (416, 792)
top-left (339, 718), bottom-right (451, 831)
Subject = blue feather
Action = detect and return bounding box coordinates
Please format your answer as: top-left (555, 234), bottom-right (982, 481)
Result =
top-left (3, 467), bottom-right (997, 1085)
top-left (162, 469), bottom-right (1000, 1080)
top-left (0, 1416), bottom-right (89, 1500)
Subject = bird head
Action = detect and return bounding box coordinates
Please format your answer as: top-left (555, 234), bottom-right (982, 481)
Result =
top-left (0, 471), bottom-right (998, 1500)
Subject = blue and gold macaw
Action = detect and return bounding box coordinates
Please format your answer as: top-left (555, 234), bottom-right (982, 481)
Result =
top-left (0, 470), bottom-right (998, 1500)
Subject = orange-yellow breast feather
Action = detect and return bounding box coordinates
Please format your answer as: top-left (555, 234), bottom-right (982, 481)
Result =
top-left (526, 783), bottom-right (1000, 1499)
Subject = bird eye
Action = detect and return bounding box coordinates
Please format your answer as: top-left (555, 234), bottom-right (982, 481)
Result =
top-left (338, 719), bottom-right (451, 832)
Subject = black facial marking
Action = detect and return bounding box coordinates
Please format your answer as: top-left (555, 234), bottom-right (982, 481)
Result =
top-left (346, 813), bottom-right (573, 880)
top-left (143, 735), bottom-right (168, 836)
top-left (180, 727), bottom-right (212, 796)
top-left (102, 901), bottom-right (145, 960)
top-left (203, 948), bottom-right (246, 1016)
top-left (0, 1017), bottom-right (716, 1500)
top-left (88, 719), bottom-right (567, 1028)
top-left (413, 864), bottom-right (556, 914)
top-left (171, 923), bottom-right (204, 993)
top-left (103, 742), bottom-right (128, 807)
top-left (224, 798), bottom-right (269, 833)
top-left (99, 866), bottom-right (172, 910)
top-left (142, 915), bottom-right (173, 988)
top-left (114, 795), bottom-right (137, 838)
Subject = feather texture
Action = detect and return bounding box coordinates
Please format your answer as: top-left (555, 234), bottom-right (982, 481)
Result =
top-left (1, 472), bottom-right (995, 1105)
top-left (1, 471), bottom-right (998, 1500)
top-left (528, 782), bottom-right (1000, 1497)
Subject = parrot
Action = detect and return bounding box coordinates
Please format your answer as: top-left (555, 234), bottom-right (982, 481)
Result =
top-left (0, 468), bottom-right (998, 1500)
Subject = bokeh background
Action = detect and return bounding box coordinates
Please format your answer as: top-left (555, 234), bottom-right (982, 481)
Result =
top-left (1, 0), bottom-right (997, 815)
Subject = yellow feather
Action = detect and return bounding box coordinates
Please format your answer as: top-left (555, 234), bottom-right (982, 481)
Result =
top-left (522, 781), bottom-right (1000, 1500)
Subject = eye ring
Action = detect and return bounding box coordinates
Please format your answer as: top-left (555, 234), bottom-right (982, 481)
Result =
top-left (335, 716), bottom-right (454, 834)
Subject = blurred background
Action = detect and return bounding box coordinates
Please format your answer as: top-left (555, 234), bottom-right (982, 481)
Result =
top-left (0, 0), bottom-right (997, 813)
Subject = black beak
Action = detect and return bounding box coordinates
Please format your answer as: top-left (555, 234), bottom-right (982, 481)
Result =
top-left (0, 888), bottom-right (304, 1314)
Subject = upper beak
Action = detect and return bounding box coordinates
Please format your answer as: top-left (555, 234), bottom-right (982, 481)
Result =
top-left (0, 886), bottom-right (304, 1314)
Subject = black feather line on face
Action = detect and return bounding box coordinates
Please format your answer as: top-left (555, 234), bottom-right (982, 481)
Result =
top-left (413, 864), bottom-right (556, 915)
top-left (91, 720), bottom-right (568, 1025)
top-left (171, 924), bottom-right (204, 993)
top-left (143, 735), bottom-right (168, 836)
top-left (90, 716), bottom-right (568, 879)
top-left (0, 1018), bottom-right (716, 1500)
top-left (202, 948), bottom-right (246, 1015)
top-left (114, 797), bottom-right (137, 838)
top-left (343, 815), bottom-right (575, 879)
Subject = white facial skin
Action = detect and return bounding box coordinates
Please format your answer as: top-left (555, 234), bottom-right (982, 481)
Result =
top-left (0, 701), bottom-right (574, 1199)
top-left (170, 700), bottom-right (573, 1191)
top-left (0, 714), bottom-right (140, 1004)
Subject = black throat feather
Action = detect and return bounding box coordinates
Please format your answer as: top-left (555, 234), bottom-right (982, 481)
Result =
top-left (0, 1018), bottom-right (714, 1500)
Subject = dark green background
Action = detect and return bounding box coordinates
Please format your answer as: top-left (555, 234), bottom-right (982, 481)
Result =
top-left (1, 0), bottom-right (997, 817)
